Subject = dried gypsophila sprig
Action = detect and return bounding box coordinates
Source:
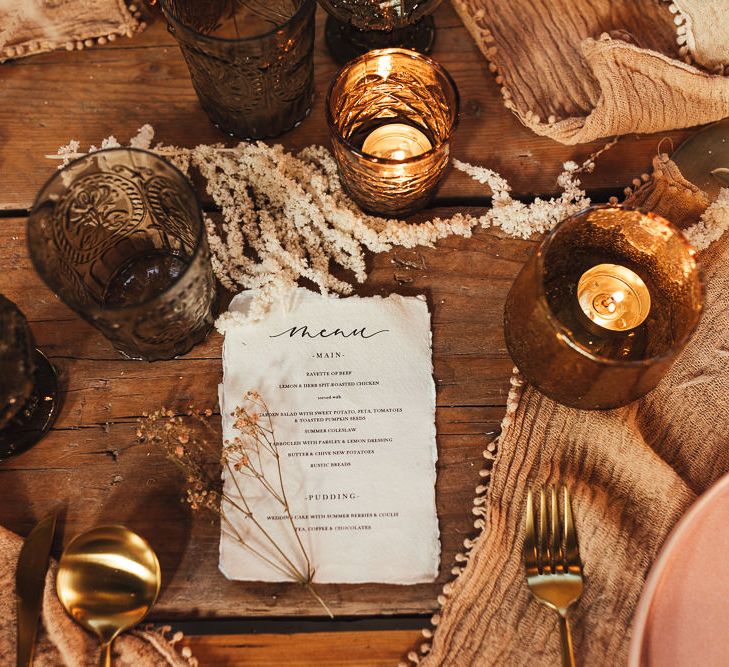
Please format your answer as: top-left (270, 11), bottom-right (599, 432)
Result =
top-left (136, 395), bottom-right (332, 617)
top-left (56, 128), bottom-right (729, 325)
top-left (48, 125), bottom-right (594, 326)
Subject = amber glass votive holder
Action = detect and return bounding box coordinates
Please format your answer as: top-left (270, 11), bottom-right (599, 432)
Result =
top-left (326, 48), bottom-right (458, 218)
top-left (160, 0), bottom-right (315, 139)
top-left (0, 294), bottom-right (58, 461)
top-left (27, 148), bottom-right (216, 362)
top-left (504, 206), bottom-right (702, 410)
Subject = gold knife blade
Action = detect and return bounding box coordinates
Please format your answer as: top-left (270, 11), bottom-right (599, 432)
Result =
top-left (15, 513), bottom-right (57, 667)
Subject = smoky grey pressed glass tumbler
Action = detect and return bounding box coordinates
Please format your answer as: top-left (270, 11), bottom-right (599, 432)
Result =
top-left (27, 148), bottom-right (216, 362)
top-left (160, 0), bottom-right (315, 139)
top-left (318, 0), bottom-right (443, 64)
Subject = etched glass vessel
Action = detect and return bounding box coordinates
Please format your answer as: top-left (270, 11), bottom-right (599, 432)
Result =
top-left (160, 0), bottom-right (315, 139)
top-left (326, 48), bottom-right (458, 217)
top-left (504, 206), bottom-right (703, 409)
top-left (28, 148), bottom-right (216, 362)
top-left (319, 0), bottom-right (443, 64)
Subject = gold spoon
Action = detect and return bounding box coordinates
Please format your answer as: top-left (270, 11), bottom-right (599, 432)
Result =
top-left (56, 525), bottom-right (161, 667)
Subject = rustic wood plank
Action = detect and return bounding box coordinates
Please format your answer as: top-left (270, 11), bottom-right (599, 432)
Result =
top-left (0, 210), bottom-right (511, 616)
top-left (1, 412), bottom-right (499, 617)
top-left (0, 214), bottom-right (534, 415)
top-left (0, 4), bottom-right (688, 212)
top-left (182, 630), bottom-right (423, 666)
top-left (0, 0), bottom-right (699, 653)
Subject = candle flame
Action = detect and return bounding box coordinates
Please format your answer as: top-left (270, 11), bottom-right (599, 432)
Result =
top-left (376, 55), bottom-right (393, 80)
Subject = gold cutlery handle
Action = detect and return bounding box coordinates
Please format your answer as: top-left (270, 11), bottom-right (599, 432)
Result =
top-left (99, 641), bottom-right (112, 667)
top-left (559, 615), bottom-right (576, 667)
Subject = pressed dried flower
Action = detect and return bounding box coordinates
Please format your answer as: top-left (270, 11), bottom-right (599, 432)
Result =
top-left (136, 396), bottom-right (331, 617)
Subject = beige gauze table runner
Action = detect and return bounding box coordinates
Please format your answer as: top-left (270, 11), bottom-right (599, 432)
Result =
top-left (419, 158), bottom-right (729, 665)
top-left (0, 0), bottom-right (141, 62)
top-left (452, 0), bottom-right (729, 143)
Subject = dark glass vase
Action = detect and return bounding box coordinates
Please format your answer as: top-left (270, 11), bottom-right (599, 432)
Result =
top-left (28, 148), bottom-right (216, 362)
top-left (0, 295), bottom-right (58, 461)
top-left (160, 0), bottom-right (316, 139)
top-left (318, 0), bottom-right (443, 64)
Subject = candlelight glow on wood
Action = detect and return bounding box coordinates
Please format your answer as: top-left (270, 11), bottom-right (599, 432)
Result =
top-left (361, 123), bottom-right (432, 160)
top-left (577, 263), bottom-right (651, 331)
top-left (326, 48), bottom-right (459, 217)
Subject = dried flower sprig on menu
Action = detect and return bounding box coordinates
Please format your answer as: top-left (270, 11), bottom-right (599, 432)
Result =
top-left (136, 392), bottom-right (332, 617)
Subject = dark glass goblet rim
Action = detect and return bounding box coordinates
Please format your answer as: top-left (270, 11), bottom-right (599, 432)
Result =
top-left (532, 204), bottom-right (704, 368)
top-left (325, 47), bottom-right (460, 166)
top-left (158, 0), bottom-right (317, 44)
top-left (28, 146), bottom-right (207, 314)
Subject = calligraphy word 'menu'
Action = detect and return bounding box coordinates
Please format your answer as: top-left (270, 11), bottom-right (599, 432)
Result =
top-left (270, 325), bottom-right (389, 340)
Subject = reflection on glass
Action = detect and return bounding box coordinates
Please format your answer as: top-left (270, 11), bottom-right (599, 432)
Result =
top-left (319, 0), bottom-right (443, 64)
top-left (0, 294), bottom-right (58, 460)
top-left (160, 0), bottom-right (315, 139)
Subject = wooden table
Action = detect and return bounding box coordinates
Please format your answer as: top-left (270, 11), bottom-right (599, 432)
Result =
top-left (0, 4), bottom-right (691, 664)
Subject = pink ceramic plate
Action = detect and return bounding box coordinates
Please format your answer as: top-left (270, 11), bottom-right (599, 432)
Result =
top-left (629, 471), bottom-right (729, 667)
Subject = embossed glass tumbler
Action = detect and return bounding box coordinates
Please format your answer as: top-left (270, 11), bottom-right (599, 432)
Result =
top-left (504, 206), bottom-right (703, 410)
top-left (326, 48), bottom-right (458, 217)
top-left (160, 0), bottom-right (315, 139)
top-left (27, 148), bottom-right (216, 362)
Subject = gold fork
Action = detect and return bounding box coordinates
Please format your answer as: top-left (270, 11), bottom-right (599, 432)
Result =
top-left (523, 486), bottom-right (584, 667)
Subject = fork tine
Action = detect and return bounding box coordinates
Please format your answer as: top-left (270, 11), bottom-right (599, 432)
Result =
top-left (538, 488), bottom-right (548, 574)
top-left (562, 486), bottom-right (582, 573)
top-left (523, 489), bottom-right (538, 574)
top-left (549, 485), bottom-right (560, 573)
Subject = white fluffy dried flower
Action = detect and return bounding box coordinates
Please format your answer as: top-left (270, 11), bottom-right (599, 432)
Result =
top-left (685, 188), bottom-right (729, 251)
top-left (53, 127), bottom-right (598, 323)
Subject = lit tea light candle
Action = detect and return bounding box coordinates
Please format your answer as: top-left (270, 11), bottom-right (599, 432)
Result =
top-left (327, 48), bottom-right (458, 216)
top-left (577, 263), bottom-right (651, 331)
top-left (361, 123), bottom-right (432, 160)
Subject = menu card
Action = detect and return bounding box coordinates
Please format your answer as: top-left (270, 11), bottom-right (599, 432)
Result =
top-left (218, 289), bottom-right (440, 584)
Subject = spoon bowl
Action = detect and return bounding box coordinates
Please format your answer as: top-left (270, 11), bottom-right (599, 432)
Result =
top-left (56, 525), bottom-right (161, 666)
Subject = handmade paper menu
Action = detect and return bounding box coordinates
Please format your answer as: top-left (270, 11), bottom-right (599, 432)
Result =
top-left (218, 289), bottom-right (439, 584)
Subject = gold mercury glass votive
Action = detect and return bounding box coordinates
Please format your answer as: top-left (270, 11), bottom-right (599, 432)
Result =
top-left (504, 205), bottom-right (703, 410)
top-left (326, 48), bottom-right (459, 218)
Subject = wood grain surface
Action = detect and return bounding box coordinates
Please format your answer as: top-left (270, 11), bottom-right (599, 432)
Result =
top-left (0, 5), bottom-right (686, 212)
top-left (0, 213), bottom-right (518, 617)
top-left (0, 2), bottom-right (692, 663)
top-left (182, 630), bottom-right (423, 666)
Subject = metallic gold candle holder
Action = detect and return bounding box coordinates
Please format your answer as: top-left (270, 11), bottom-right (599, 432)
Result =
top-left (504, 205), bottom-right (703, 410)
top-left (326, 48), bottom-right (458, 218)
